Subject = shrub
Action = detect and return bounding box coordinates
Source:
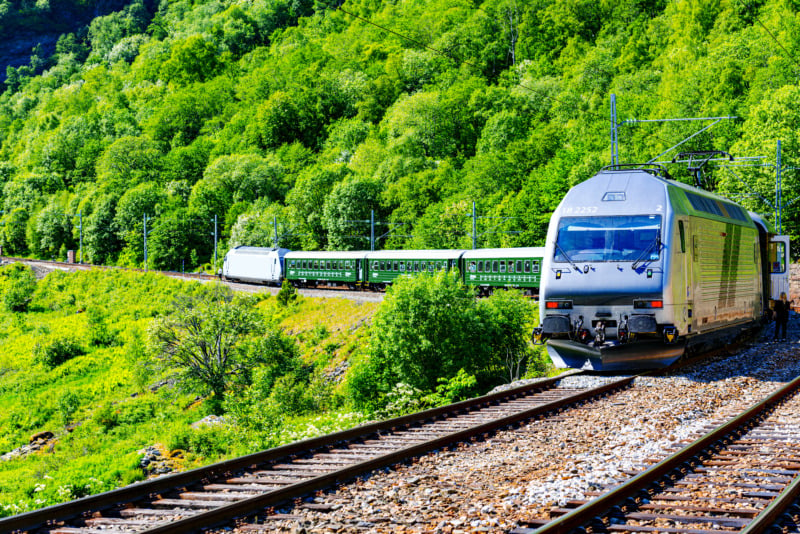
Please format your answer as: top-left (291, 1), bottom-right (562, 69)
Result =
top-left (0, 262), bottom-right (37, 312)
top-left (33, 335), bottom-right (85, 368)
top-left (276, 279), bottom-right (297, 307)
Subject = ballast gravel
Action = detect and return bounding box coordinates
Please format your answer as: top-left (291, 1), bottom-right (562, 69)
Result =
top-left (225, 322), bottom-right (800, 534)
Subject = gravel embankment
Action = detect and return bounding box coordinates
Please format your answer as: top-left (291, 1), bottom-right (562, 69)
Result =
top-left (227, 319), bottom-right (800, 534)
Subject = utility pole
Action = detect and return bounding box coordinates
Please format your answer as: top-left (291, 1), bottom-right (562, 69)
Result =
top-left (77, 211), bottom-right (83, 264)
top-left (143, 214), bottom-right (150, 272)
top-left (777, 140), bottom-right (783, 234)
top-left (370, 210), bottom-right (375, 251)
top-left (273, 216), bottom-right (278, 248)
top-left (610, 93), bottom-right (619, 166)
top-left (472, 201), bottom-right (477, 249)
top-left (213, 214), bottom-right (218, 267)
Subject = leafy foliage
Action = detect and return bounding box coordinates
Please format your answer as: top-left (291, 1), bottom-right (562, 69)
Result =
top-left (348, 270), bottom-right (538, 412)
top-left (0, 262), bottom-right (36, 312)
top-left (1, 0), bottom-right (797, 265)
top-left (147, 286), bottom-right (266, 404)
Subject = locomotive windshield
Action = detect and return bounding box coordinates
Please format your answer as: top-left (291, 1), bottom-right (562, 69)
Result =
top-left (554, 215), bottom-right (662, 263)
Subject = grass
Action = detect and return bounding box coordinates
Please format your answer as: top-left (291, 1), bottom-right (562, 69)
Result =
top-left (0, 267), bottom-right (378, 517)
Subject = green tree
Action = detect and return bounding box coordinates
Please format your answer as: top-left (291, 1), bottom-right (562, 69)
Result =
top-left (353, 271), bottom-right (483, 402)
top-left (322, 178), bottom-right (385, 250)
top-left (33, 203), bottom-right (72, 258)
top-left (85, 195), bottom-right (121, 264)
top-left (159, 35), bottom-right (221, 85)
top-left (0, 208), bottom-right (29, 255)
top-left (148, 207), bottom-right (207, 271)
top-left (147, 288), bottom-right (266, 406)
top-left (96, 136), bottom-right (163, 196)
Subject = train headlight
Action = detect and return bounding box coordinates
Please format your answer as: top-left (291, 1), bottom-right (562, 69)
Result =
top-left (545, 300), bottom-right (573, 310)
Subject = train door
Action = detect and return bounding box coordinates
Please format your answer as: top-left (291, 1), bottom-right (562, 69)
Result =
top-left (680, 218), bottom-right (695, 334)
top-left (769, 236), bottom-right (790, 301)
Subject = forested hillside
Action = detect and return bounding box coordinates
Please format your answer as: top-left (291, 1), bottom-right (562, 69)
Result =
top-left (1, 0), bottom-right (799, 271)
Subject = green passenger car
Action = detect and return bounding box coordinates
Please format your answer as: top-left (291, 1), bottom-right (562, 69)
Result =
top-left (363, 249), bottom-right (467, 289)
top-left (284, 251), bottom-right (369, 289)
top-left (462, 247), bottom-right (545, 297)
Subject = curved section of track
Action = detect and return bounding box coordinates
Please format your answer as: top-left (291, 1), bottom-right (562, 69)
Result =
top-left (512, 375), bottom-right (800, 534)
top-left (1, 373), bottom-right (636, 534)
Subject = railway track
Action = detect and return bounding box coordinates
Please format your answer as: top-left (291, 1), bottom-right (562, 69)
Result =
top-left (512, 374), bottom-right (800, 534)
top-left (1, 373), bottom-right (635, 534)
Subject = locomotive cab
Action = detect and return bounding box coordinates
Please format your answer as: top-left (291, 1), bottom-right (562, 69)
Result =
top-left (535, 165), bottom-right (774, 371)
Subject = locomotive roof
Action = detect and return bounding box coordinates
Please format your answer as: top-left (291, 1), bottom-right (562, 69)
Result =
top-left (565, 169), bottom-right (757, 227)
top-left (365, 249), bottom-right (467, 260)
top-left (228, 246), bottom-right (290, 255)
top-left (285, 250), bottom-right (369, 260)
top-left (462, 247), bottom-right (546, 259)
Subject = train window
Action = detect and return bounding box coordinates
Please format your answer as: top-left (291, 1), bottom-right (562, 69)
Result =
top-left (379, 261), bottom-right (384, 271)
top-left (555, 215), bottom-right (662, 262)
top-left (516, 260), bottom-right (523, 272)
top-left (392, 261), bottom-right (398, 271)
top-left (398, 261), bottom-right (404, 271)
top-left (469, 261), bottom-right (476, 272)
top-left (429, 263), bottom-right (434, 272)
top-left (421, 261), bottom-right (426, 271)
top-left (524, 260), bottom-right (530, 273)
top-left (770, 242), bottom-right (787, 274)
top-left (499, 262), bottom-right (506, 273)
top-left (678, 221), bottom-right (686, 253)
top-left (372, 261), bottom-right (379, 271)
top-left (325, 261), bottom-right (330, 270)
top-left (533, 261), bottom-right (540, 273)
top-left (339, 261), bottom-right (344, 270)
top-left (413, 262), bottom-right (418, 272)
top-left (290, 260), bottom-right (295, 267)
top-left (508, 261), bottom-right (514, 273)
top-left (492, 261), bottom-right (499, 273)
top-left (477, 261), bottom-right (483, 272)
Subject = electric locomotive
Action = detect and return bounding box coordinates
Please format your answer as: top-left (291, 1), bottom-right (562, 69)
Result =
top-left (533, 165), bottom-right (790, 371)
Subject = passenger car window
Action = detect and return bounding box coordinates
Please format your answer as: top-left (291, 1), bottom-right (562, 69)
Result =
top-left (492, 261), bottom-right (499, 273)
top-left (400, 261), bottom-right (405, 271)
top-left (524, 260), bottom-right (530, 273)
top-left (499, 262), bottom-right (506, 273)
top-left (477, 261), bottom-right (483, 272)
top-left (516, 260), bottom-right (523, 272)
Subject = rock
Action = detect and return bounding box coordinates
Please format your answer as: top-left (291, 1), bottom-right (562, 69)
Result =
top-left (30, 431), bottom-right (54, 443)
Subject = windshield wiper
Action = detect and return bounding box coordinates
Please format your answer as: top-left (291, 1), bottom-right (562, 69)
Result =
top-left (554, 241), bottom-right (583, 273)
top-left (631, 235), bottom-right (661, 270)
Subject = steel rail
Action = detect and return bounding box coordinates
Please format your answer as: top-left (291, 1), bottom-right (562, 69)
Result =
top-left (515, 374), bottom-right (800, 534)
top-left (138, 375), bottom-right (635, 534)
top-left (739, 463), bottom-right (800, 534)
top-left (1, 372), bottom-right (634, 533)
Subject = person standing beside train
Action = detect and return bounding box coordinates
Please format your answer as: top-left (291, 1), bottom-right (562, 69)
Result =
top-left (774, 292), bottom-right (792, 341)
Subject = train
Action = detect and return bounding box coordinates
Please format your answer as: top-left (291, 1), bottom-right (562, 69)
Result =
top-left (532, 164), bottom-right (790, 371)
top-left (221, 245), bottom-right (545, 297)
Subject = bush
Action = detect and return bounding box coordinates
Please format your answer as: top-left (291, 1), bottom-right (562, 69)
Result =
top-left (33, 335), bottom-right (85, 368)
top-left (0, 263), bottom-right (37, 312)
top-left (276, 279), bottom-right (297, 307)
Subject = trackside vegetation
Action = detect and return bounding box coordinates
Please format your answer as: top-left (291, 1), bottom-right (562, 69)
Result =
top-left (0, 266), bottom-right (546, 516)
